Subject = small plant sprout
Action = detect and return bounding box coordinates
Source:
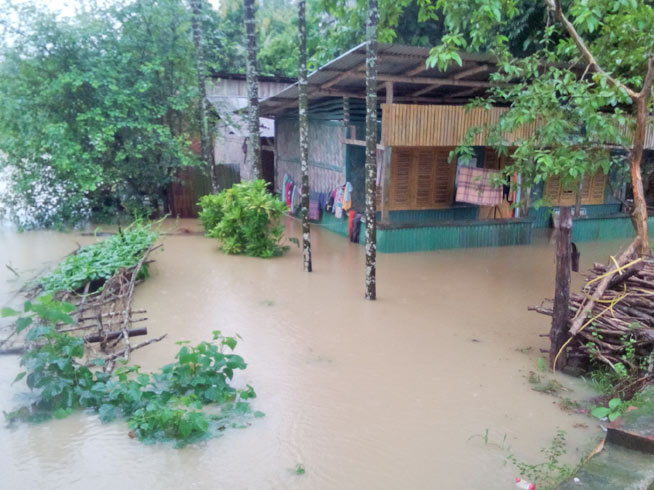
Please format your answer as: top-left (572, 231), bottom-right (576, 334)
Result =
top-left (591, 398), bottom-right (627, 422)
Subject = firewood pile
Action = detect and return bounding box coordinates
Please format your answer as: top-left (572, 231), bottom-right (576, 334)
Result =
top-left (531, 237), bottom-right (654, 391)
top-left (0, 245), bottom-right (166, 371)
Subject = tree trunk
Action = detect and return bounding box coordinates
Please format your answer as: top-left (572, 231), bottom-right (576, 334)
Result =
top-left (364, 0), bottom-right (378, 300)
top-left (243, 0), bottom-right (261, 180)
top-left (190, 0), bottom-right (216, 192)
top-left (298, 0), bottom-right (311, 272)
top-left (550, 206), bottom-right (572, 370)
top-left (630, 70), bottom-right (652, 255)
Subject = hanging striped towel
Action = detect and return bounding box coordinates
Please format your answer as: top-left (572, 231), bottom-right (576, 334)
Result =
top-left (455, 166), bottom-right (502, 206)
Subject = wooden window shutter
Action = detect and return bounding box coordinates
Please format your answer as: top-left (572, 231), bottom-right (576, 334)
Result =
top-left (588, 172), bottom-right (606, 204)
top-left (391, 148), bottom-right (412, 209)
top-left (544, 172), bottom-right (606, 206)
top-left (415, 149), bottom-right (436, 206)
top-left (484, 148), bottom-right (500, 170)
top-left (579, 175), bottom-right (592, 203)
top-left (543, 177), bottom-right (561, 204)
top-left (433, 148), bottom-right (455, 207)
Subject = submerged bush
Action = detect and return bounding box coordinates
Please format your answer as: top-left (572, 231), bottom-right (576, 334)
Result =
top-left (198, 179), bottom-right (288, 258)
top-left (38, 221), bottom-right (159, 294)
top-left (4, 297), bottom-right (261, 447)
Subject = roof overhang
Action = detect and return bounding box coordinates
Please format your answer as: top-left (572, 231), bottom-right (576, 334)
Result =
top-left (260, 42), bottom-right (499, 117)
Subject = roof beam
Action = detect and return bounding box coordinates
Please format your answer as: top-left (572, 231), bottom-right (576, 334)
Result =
top-left (448, 86), bottom-right (483, 98)
top-left (407, 62), bottom-right (428, 76)
top-left (349, 72), bottom-right (494, 88)
top-left (321, 64), bottom-right (365, 89)
top-left (453, 63), bottom-right (489, 80)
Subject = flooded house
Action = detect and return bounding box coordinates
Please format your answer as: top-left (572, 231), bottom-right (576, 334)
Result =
top-left (259, 43), bottom-right (654, 252)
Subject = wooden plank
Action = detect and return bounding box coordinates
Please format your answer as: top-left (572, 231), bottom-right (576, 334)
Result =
top-left (385, 81), bottom-right (393, 104)
top-left (381, 147), bottom-right (392, 224)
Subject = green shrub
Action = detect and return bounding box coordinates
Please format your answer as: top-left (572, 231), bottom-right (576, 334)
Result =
top-left (198, 180), bottom-right (288, 258)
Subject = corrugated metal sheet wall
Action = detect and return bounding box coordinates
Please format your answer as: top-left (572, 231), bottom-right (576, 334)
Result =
top-left (276, 118), bottom-right (346, 193)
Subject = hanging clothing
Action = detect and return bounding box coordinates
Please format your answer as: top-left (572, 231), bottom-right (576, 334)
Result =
top-left (326, 191), bottom-right (334, 213)
top-left (309, 200), bottom-right (320, 220)
top-left (342, 182), bottom-right (353, 212)
top-left (351, 214), bottom-right (362, 243)
top-left (281, 175), bottom-right (289, 200)
top-left (334, 188), bottom-right (344, 218)
top-left (291, 185), bottom-right (300, 214)
top-left (455, 166), bottom-right (502, 206)
top-left (285, 181), bottom-right (292, 207)
top-left (347, 210), bottom-right (356, 238)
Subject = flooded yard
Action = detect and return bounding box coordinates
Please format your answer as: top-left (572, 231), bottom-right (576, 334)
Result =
top-left (0, 218), bottom-right (627, 489)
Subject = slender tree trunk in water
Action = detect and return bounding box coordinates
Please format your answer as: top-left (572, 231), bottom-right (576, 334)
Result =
top-left (190, 0), bottom-right (216, 191)
top-left (364, 0), bottom-right (378, 300)
top-left (298, 0), bottom-right (311, 272)
top-left (243, 0), bottom-right (261, 180)
top-left (550, 206), bottom-right (572, 370)
top-left (630, 59), bottom-right (653, 255)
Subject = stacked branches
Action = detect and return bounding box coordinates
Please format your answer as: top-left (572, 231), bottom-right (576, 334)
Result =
top-left (1, 223), bottom-right (164, 369)
top-left (532, 238), bottom-right (654, 393)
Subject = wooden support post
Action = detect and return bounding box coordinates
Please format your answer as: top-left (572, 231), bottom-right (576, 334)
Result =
top-left (550, 206), bottom-right (572, 370)
top-left (385, 81), bottom-right (393, 105)
top-left (343, 97), bottom-right (350, 135)
top-left (381, 147), bottom-right (392, 224)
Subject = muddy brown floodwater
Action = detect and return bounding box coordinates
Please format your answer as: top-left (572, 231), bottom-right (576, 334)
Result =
top-left (0, 218), bottom-right (630, 490)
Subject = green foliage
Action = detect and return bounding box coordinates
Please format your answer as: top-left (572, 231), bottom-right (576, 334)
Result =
top-left (198, 180), bottom-right (288, 258)
top-left (5, 299), bottom-right (261, 447)
top-left (591, 397), bottom-right (628, 422)
top-left (295, 464), bottom-right (306, 475)
top-left (420, 0), bottom-right (653, 200)
top-left (506, 429), bottom-right (573, 490)
top-left (0, 0), bottom-right (202, 228)
top-left (38, 221), bottom-right (158, 294)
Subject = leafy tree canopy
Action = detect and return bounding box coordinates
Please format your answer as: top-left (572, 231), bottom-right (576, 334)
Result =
top-left (0, 0), bottom-right (201, 228)
top-left (422, 0), bottom-right (653, 192)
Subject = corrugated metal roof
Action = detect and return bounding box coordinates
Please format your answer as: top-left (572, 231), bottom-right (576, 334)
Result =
top-left (260, 42), bottom-right (499, 116)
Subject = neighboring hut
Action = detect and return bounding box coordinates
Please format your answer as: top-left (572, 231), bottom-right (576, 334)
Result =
top-left (260, 43), bottom-right (654, 252)
top-left (169, 74), bottom-right (293, 218)
top-left (207, 73), bottom-right (295, 188)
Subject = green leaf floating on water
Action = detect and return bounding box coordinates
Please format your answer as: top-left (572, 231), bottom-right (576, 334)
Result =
top-left (1, 307), bottom-right (19, 317)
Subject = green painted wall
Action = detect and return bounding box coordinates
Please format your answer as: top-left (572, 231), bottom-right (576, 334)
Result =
top-left (376, 220), bottom-right (532, 253)
top-left (314, 209), bottom-right (531, 253)
top-left (572, 216), bottom-right (654, 242)
top-left (529, 204), bottom-right (623, 228)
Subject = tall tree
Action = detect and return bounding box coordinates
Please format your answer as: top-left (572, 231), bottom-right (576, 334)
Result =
top-left (190, 0), bottom-right (216, 191)
top-left (243, 0), bottom-right (261, 180)
top-left (424, 0), bottom-right (653, 255)
top-left (0, 0), bottom-right (199, 229)
top-left (298, 0), bottom-right (312, 272)
top-left (364, 0), bottom-right (379, 300)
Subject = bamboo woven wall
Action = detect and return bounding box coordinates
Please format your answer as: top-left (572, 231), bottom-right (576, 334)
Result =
top-left (381, 104), bottom-right (536, 147)
top-left (381, 105), bottom-right (654, 149)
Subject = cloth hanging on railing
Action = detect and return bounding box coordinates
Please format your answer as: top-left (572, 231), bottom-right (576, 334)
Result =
top-left (455, 166), bottom-right (502, 206)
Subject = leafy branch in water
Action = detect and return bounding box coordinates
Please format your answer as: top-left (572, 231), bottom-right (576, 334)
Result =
top-left (5, 298), bottom-right (262, 447)
top-left (38, 221), bottom-right (159, 295)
